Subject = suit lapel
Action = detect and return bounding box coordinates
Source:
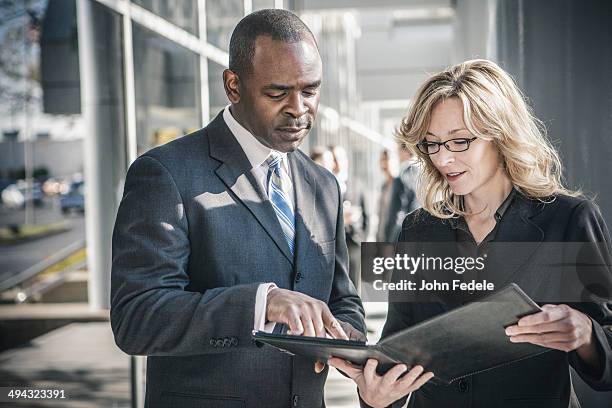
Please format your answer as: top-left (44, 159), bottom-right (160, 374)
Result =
top-left (494, 194), bottom-right (545, 286)
top-left (208, 113), bottom-right (294, 264)
top-left (398, 217), bottom-right (457, 311)
top-left (289, 152), bottom-right (317, 272)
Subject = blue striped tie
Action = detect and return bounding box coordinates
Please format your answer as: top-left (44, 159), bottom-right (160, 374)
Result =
top-left (266, 153), bottom-right (295, 255)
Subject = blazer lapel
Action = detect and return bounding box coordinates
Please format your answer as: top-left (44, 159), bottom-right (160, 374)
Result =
top-left (398, 216), bottom-right (458, 311)
top-left (491, 194), bottom-right (546, 286)
top-left (208, 113), bottom-right (294, 264)
top-left (289, 152), bottom-right (317, 273)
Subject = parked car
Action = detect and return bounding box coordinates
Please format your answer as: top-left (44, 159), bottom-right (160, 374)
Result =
top-left (60, 181), bottom-right (85, 214)
top-left (0, 179), bottom-right (11, 193)
top-left (1, 181), bottom-right (44, 209)
top-left (42, 177), bottom-right (70, 195)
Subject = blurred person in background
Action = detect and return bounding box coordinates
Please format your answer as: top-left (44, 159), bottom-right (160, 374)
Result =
top-left (331, 59), bottom-right (612, 408)
top-left (329, 144), bottom-right (369, 289)
top-left (380, 141), bottom-right (420, 243)
top-left (375, 149), bottom-right (397, 242)
top-left (310, 145), bottom-right (335, 172)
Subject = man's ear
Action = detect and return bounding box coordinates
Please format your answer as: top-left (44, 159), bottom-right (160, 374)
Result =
top-left (223, 69), bottom-right (241, 104)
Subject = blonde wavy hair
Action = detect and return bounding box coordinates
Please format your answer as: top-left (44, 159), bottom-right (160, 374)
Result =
top-left (396, 59), bottom-right (578, 218)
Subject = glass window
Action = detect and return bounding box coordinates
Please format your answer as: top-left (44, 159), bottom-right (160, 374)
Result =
top-left (132, 23), bottom-right (201, 154)
top-left (0, 0), bottom-right (90, 228)
top-left (131, 0), bottom-right (198, 35)
top-left (207, 60), bottom-right (228, 121)
top-left (206, 0), bottom-right (244, 51)
top-left (0, 0), bottom-right (129, 300)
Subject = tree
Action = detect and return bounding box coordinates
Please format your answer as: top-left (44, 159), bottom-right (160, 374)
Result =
top-left (0, 0), bottom-right (44, 124)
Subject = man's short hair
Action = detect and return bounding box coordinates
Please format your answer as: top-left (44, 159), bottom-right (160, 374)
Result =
top-left (229, 9), bottom-right (317, 76)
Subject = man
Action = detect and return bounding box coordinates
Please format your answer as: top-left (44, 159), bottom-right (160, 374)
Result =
top-left (381, 141), bottom-right (420, 242)
top-left (310, 145), bottom-right (335, 173)
top-left (328, 145), bottom-right (369, 291)
top-left (375, 149), bottom-right (396, 242)
top-left (110, 9), bottom-right (365, 408)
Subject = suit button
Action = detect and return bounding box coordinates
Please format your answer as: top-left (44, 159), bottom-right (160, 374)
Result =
top-left (295, 272), bottom-right (302, 283)
top-left (231, 337), bottom-right (238, 346)
top-left (458, 379), bottom-right (469, 393)
top-left (292, 394), bottom-right (299, 406)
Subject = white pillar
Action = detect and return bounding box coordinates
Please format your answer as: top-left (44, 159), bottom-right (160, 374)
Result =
top-left (76, 0), bottom-right (125, 310)
top-left (452, 0), bottom-right (499, 63)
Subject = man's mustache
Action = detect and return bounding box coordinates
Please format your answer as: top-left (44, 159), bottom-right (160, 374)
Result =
top-left (278, 117), bottom-right (313, 129)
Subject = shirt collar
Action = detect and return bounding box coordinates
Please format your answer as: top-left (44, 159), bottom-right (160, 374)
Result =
top-left (450, 187), bottom-right (517, 230)
top-left (494, 187), bottom-right (517, 222)
top-left (223, 106), bottom-right (288, 171)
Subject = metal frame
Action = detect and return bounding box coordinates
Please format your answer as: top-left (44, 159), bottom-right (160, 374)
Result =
top-left (93, 0), bottom-right (228, 65)
top-left (198, 0), bottom-right (210, 123)
top-left (120, 2), bottom-right (138, 163)
top-left (90, 0), bottom-right (229, 167)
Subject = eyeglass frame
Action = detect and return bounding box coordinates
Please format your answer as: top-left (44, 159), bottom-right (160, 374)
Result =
top-left (416, 137), bottom-right (478, 155)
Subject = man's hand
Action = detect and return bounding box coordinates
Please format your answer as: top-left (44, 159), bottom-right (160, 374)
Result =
top-left (338, 320), bottom-right (367, 342)
top-left (328, 358), bottom-right (434, 408)
top-left (266, 287), bottom-right (349, 339)
top-left (505, 304), bottom-right (600, 370)
top-left (313, 320), bottom-right (367, 373)
top-left (266, 288), bottom-right (351, 374)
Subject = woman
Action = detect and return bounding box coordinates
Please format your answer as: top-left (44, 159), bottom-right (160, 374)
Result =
top-left (330, 59), bottom-right (612, 407)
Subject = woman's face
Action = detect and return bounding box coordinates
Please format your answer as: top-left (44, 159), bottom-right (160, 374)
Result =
top-left (426, 97), bottom-right (503, 197)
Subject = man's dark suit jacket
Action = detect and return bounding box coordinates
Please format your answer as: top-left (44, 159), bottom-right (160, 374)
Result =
top-left (343, 179), bottom-right (369, 245)
top-left (110, 112), bottom-right (365, 408)
top-left (376, 192), bottom-right (612, 408)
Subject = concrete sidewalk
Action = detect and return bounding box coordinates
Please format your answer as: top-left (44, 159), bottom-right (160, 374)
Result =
top-left (0, 322), bottom-right (130, 408)
top-left (0, 302), bottom-right (387, 408)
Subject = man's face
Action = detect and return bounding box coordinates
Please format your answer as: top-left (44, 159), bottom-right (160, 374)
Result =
top-left (228, 36), bottom-right (322, 153)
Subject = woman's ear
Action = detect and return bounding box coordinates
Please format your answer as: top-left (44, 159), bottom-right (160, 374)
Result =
top-left (496, 145), bottom-right (508, 170)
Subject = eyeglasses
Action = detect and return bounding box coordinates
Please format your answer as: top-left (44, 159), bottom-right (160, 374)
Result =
top-left (416, 137), bottom-right (478, 155)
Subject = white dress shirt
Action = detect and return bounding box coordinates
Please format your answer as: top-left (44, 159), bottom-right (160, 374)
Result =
top-left (222, 106), bottom-right (292, 333)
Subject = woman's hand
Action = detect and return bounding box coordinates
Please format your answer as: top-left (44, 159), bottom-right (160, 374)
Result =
top-left (505, 304), bottom-right (600, 370)
top-left (328, 358), bottom-right (434, 408)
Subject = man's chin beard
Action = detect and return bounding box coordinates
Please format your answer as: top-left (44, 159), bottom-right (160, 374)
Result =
top-left (276, 136), bottom-right (306, 153)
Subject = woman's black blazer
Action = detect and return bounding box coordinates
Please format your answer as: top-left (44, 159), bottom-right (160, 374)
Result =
top-left (378, 193), bottom-right (612, 408)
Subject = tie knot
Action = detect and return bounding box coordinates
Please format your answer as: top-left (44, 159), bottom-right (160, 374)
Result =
top-left (267, 153), bottom-right (283, 171)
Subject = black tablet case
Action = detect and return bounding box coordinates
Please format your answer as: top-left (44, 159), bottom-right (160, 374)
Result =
top-left (252, 284), bottom-right (550, 384)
